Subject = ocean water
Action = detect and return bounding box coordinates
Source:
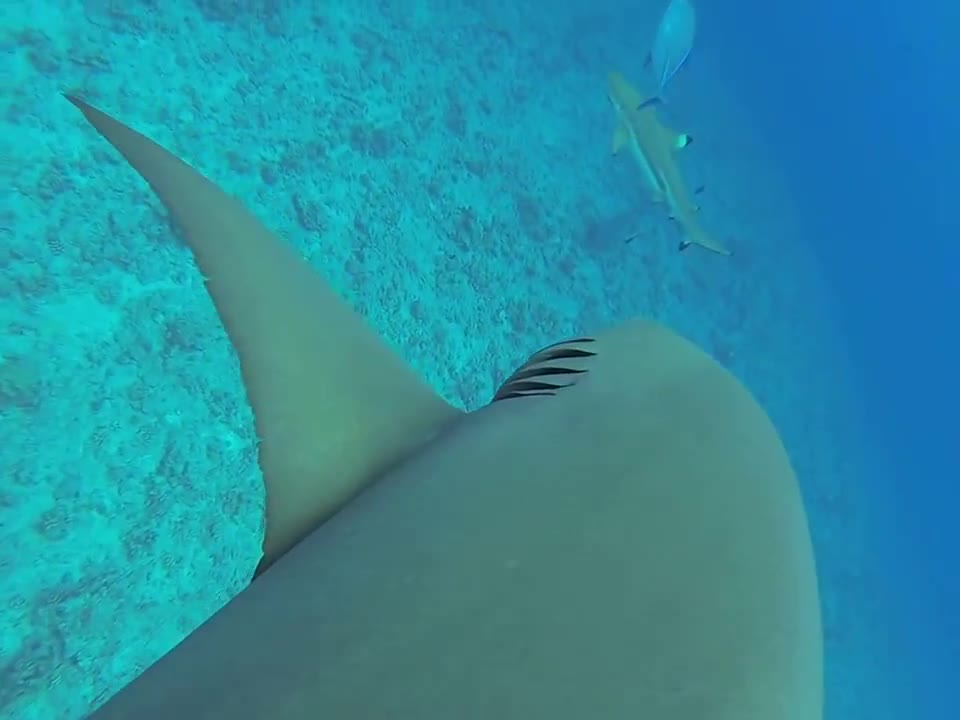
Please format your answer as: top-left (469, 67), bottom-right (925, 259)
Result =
top-left (0, 0), bottom-right (953, 718)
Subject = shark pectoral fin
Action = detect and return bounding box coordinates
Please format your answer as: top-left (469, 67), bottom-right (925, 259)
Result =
top-left (636, 96), bottom-right (663, 111)
top-left (611, 124), bottom-right (629, 155)
top-left (65, 95), bottom-right (463, 573)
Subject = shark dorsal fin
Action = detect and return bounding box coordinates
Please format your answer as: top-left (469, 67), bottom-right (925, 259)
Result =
top-left (670, 130), bottom-right (693, 150)
top-left (65, 95), bottom-right (462, 572)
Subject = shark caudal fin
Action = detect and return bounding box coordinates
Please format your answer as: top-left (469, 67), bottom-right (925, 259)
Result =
top-left (64, 95), bottom-right (462, 574)
top-left (677, 216), bottom-right (733, 256)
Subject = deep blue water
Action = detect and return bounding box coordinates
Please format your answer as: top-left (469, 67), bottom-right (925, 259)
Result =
top-left (707, 0), bottom-right (958, 714)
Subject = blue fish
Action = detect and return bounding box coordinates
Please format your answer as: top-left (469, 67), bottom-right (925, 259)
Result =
top-left (643, 0), bottom-right (697, 106)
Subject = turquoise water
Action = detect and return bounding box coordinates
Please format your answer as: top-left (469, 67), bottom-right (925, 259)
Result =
top-left (1, 1), bottom-right (952, 718)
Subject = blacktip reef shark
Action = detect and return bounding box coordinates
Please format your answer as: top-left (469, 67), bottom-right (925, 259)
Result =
top-left (607, 70), bottom-right (732, 256)
top-left (63, 93), bottom-right (821, 719)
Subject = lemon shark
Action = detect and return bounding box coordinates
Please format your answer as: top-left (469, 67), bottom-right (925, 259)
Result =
top-left (64, 95), bottom-right (820, 719)
top-left (607, 71), bottom-right (732, 256)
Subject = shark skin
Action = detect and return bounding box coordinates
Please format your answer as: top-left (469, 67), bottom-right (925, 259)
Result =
top-left (62, 94), bottom-right (463, 576)
top-left (607, 71), bottom-right (732, 256)
top-left (63, 95), bottom-right (822, 720)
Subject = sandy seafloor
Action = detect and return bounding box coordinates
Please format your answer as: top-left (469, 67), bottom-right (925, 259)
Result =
top-left (1, 1), bottom-right (908, 718)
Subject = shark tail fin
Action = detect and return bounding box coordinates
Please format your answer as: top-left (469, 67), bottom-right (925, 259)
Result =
top-left (64, 95), bottom-right (462, 574)
top-left (677, 218), bottom-right (733, 257)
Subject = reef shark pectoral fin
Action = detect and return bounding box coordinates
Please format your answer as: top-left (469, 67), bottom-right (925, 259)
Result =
top-left (64, 95), bottom-right (462, 573)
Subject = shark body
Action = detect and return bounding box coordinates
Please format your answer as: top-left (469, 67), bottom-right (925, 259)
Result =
top-left (607, 71), bottom-right (732, 256)
top-left (64, 95), bottom-right (818, 719)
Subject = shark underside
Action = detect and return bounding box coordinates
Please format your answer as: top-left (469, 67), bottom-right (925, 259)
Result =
top-left (61, 94), bottom-right (820, 719)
